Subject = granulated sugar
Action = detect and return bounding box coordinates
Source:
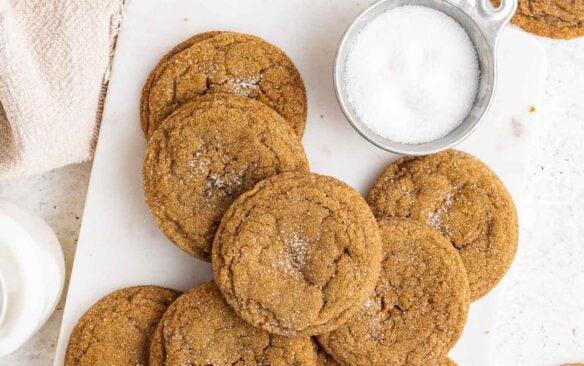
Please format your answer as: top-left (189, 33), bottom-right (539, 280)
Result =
top-left (345, 5), bottom-right (479, 144)
top-left (225, 76), bottom-right (260, 97)
top-left (274, 232), bottom-right (309, 274)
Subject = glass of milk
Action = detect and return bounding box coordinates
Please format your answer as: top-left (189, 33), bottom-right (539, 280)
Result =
top-left (0, 202), bottom-right (65, 357)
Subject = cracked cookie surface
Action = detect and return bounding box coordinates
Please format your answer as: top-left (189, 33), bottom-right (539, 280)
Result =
top-left (143, 94), bottom-right (309, 261)
top-left (149, 282), bottom-right (317, 366)
top-left (318, 219), bottom-right (470, 366)
top-left (367, 150), bottom-right (518, 301)
top-left (493, 0), bottom-right (584, 39)
top-left (316, 346), bottom-right (341, 366)
top-left (212, 172), bottom-right (383, 336)
top-left (141, 31), bottom-right (307, 138)
top-left (65, 286), bottom-right (179, 366)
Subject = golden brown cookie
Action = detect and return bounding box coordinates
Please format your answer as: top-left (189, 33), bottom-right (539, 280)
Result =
top-left (367, 149), bottom-right (518, 301)
top-left (143, 94), bottom-right (309, 261)
top-left (442, 358), bottom-right (458, 366)
top-left (141, 31), bottom-right (307, 138)
top-left (213, 172), bottom-right (383, 336)
top-left (65, 286), bottom-right (179, 366)
top-left (149, 282), bottom-right (317, 365)
top-left (493, 0), bottom-right (584, 39)
top-left (318, 219), bottom-right (470, 366)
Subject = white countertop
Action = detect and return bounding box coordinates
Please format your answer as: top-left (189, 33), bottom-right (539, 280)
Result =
top-left (0, 33), bottom-right (583, 366)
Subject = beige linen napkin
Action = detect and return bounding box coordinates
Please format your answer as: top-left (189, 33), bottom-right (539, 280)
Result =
top-left (0, 0), bottom-right (124, 179)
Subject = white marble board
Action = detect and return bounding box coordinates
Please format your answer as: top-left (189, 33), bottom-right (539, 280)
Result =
top-left (54, 0), bottom-right (547, 365)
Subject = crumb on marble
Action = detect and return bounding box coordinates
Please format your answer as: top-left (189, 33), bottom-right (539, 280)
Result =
top-left (529, 105), bottom-right (536, 113)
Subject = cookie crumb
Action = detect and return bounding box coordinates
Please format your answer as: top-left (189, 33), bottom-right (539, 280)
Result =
top-left (529, 105), bottom-right (536, 113)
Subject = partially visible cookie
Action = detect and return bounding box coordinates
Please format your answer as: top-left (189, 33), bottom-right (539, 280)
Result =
top-left (65, 286), bottom-right (179, 366)
top-left (367, 149), bottom-right (518, 301)
top-left (442, 358), bottom-right (458, 366)
top-left (318, 219), bottom-right (470, 366)
top-left (141, 31), bottom-right (307, 138)
top-left (493, 0), bottom-right (584, 39)
top-left (149, 282), bottom-right (317, 365)
top-left (213, 172), bottom-right (383, 336)
top-left (143, 94), bottom-right (309, 261)
top-left (140, 31), bottom-right (223, 134)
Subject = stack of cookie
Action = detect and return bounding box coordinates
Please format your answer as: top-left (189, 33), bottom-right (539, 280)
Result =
top-left (140, 31), bottom-right (309, 262)
top-left (64, 31), bottom-right (519, 366)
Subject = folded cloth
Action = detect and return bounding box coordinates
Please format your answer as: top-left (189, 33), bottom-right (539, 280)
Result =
top-left (0, 0), bottom-right (124, 179)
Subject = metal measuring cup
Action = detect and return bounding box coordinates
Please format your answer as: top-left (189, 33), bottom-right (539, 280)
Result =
top-left (334, 0), bottom-right (517, 155)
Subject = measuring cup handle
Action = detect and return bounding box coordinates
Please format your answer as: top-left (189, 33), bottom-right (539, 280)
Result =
top-left (479, 0), bottom-right (517, 23)
top-left (448, 0), bottom-right (517, 46)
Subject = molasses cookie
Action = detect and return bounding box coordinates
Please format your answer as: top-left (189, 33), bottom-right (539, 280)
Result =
top-left (141, 31), bottom-right (307, 138)
top-left (149, 282), bottom-right (317, 365)
top-left (493, 0), bottom-right (584, 39)
top-left (213, 172), bottom-right (383, 336)
top-left (318, 219), bottom-right (470, 366)
top-left (367, 149), bottom-right (518, 300)
top-left (65, 286), bottom-right (179, 366)
top-left (143, 94), bottom-right (309, 261)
